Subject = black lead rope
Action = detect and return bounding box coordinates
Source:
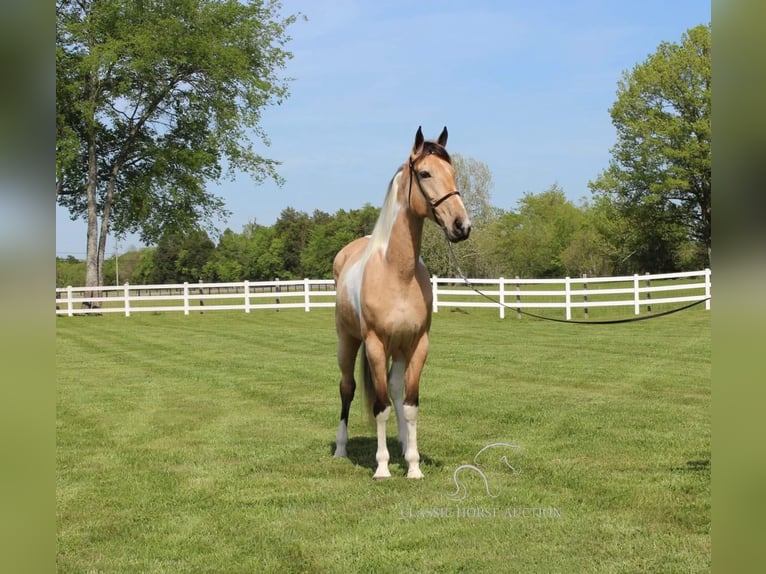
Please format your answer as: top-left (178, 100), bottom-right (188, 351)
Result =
top-left (442, 237), bottom-right (710, 325)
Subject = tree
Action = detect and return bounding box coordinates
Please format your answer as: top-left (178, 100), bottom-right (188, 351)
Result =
top-left (299, 205), bottom-right (380, 279)
top-left (151, 230), bottom-right (215, 283)
top-left (487, 185), bottom-right (583, 278)
top-left (202, 228), bottom-right (250, 282)
top-left (56, 0), bottom-right (301, 290)
top-left (451, 153), bottom-right (496, 225)
top-left (129, 247), bottom-right (157, 285)
top-left (271, 208), bottom-right (312, 278)
top-left (56, 257), bottom-right (86, 287)
top-left (589, 24), bottom-right (711, 271)
top-left (560, 197), bottom-right (622, 277)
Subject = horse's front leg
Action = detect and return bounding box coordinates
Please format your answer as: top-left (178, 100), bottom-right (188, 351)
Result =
top-left (365, 335), bottom-right (392, 479)
top-left (403, 333), bottom-right (429, 479)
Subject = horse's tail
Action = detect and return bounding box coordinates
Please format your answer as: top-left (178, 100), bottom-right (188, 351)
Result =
top-left (360, 342), bottom-right (376, 423)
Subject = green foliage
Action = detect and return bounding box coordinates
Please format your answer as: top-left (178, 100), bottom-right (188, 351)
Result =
top-left (56, 0), bottom-right (301, 285)
top-left (57, 309), bottom-right (710, 572)
top-left (589, 24), bottom-right (711, 271)
top-left (55, 256), bottom-right (85, 287)
top-left (202, 228), bottom-right (251, 282)
top-left (130, 247), bottom-right (157, 284)
top-left (151, 230), bottom-right (215, 283)
top-left (301, 205), bottom-right (379, 278)
top-left (487, 185), bottom-right (585, 277)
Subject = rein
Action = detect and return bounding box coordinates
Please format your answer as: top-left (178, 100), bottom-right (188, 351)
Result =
top-left (441, 235), bottom-right (710, 325)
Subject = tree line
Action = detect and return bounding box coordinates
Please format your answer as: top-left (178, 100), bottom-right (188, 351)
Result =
top-left (56, 175), bottom-right (708, 287)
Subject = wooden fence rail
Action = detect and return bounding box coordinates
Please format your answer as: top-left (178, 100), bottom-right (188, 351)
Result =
top-left (55, 269), bottom-right (711, 320)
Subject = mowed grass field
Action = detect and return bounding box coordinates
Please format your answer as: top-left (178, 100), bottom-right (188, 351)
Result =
top-left (57, 306), bottom-right (710, 573)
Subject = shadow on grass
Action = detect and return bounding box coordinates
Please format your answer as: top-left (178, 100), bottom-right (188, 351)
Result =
top-left (328, 437), bottom-right (443, 473)
top-left (671, 459), bottom-right (710, 472)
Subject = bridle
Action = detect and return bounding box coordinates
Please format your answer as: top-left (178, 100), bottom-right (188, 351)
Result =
top-left (408, 152), bottom-right (461, 225)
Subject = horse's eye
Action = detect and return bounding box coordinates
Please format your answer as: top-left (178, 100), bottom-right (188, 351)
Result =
top-left (418, 170), bottom-right (431, 179)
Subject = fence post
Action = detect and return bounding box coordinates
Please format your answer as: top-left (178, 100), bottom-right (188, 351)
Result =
top-left (515, 276), bottom-right (521, 319)
top-left (183, 282), bottom-right (190, 315)
top-left (124, 282), bottom-right (131, 317)
top-left (275, 277), bottom-right (281, 312)
top-left (645, 272), bottom-right (652, 312)
top-left (565, 276), bottom-right (572, 321)
top-left (498, 277), bottom-right (505, 319)
top-left (633, 274), bottom-right (640, 315)
top-left (432, 275), bottom-right (439, 313)
top-left (244, 280), bottom-right (251, 313)
top-left (304, 278), bottom-right (311, 312)
top-left (66, 285), bottom-right (74, 317)
top-left (705, 268), bottom-right (711, 310)
top-left (582, 273), bottom-right (588, 320)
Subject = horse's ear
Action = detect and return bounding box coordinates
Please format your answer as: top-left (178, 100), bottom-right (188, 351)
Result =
top-left (437, 126), bottom-right (448, 147)
top-left (413, 126), bottom-right (424, 153)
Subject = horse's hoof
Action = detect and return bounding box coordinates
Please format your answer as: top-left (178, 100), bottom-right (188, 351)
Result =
top-left (373, 468), bottom-right (392, 479)
top-left (407, 468), bottom-right (424, 479)
top-left (333, 448), bottom-right (347, 458)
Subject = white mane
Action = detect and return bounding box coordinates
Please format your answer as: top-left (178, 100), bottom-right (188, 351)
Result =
top-left (366, 169), bottom-right (403, 257)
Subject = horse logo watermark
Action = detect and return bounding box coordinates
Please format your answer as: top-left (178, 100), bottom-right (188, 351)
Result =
top-left (398, 443), bottom-right (561, 521)
top-left (444, 442), bottom-right (521, 502)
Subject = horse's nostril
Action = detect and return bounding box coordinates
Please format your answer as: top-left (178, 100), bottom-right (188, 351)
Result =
top-left (453, 218), bottom-right (471, 240)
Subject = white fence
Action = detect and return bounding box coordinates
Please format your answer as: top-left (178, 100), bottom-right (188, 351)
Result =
top-left (55, 269), bottom-right (711, 320)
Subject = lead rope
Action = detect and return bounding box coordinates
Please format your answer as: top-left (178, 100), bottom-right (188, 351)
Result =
top-left (442, 234), bottom-right (710, 325)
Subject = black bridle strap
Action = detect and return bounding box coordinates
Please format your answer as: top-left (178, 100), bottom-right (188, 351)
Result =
top-left (431, 190), bottom-right (461, 208)
top-left (408, 157), bottom-right (460, 219)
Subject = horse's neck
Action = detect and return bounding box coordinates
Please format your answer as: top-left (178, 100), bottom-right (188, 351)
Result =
top-left (384, 192), bottom-right (425, 278)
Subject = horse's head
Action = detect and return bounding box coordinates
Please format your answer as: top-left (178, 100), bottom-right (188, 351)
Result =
top-left (408, 126), bottom-right (472, 243)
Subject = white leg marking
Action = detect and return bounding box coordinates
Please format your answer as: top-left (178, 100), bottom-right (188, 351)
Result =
top-left (373, 406), bottom-right (392, 479)
top-left (334, 420), bottom-right (348, 457)
top-left (403, 405), bottom-right (423, 479)
top-left (388, 360), bottom-right (407, 454)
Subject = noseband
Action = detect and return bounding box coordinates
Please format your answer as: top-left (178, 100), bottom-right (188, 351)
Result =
top-left (408, 153), bottom-right (461, 224)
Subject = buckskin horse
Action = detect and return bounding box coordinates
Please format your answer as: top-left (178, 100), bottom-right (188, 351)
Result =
top-left (333, 127), bottom-right (471, 478)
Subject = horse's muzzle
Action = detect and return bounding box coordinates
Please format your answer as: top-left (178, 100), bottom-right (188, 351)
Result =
top-left (447, 218), bottom-right (471, 242)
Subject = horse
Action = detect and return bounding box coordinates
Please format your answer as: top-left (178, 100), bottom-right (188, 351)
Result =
top-left (332, 126), bottom-right (472, 479)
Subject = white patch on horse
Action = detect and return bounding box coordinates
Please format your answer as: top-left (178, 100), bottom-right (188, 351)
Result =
top-left (342, 257), bottom-right (365, 319)
top-left (403, 404), bottom-right (423, 479)
top-left (333, 420), bottom-right (348, 457)
top-left (373, 406), bottom-right (392, 479)
top-left (367, 170), bottom-right (402, 256)
top-left (340, 170), bottom-right (402, 322)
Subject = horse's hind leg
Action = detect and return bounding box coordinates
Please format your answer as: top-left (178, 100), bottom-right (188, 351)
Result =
top-left (334, 333), bottom-right (360, 458)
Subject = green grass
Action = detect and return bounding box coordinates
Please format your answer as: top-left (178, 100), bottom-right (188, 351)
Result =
top-left (57, 307), bottom-right (710, 573)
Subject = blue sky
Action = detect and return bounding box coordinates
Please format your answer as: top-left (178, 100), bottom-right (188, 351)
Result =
top-left (55, 0), bottom-right (710, 257)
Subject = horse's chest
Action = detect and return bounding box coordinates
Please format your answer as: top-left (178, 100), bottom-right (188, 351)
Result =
top-left (363, 280), bottom-right (431, 336)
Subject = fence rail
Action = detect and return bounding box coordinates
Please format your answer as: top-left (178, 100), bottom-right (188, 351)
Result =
top-left (55, 269), bottom-right (711, 320)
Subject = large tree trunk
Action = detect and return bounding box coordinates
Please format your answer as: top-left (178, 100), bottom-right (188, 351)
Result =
top-left (96, 171), bottom-right (119, 287)
top-left (85, 135), bottom-right (100, 292)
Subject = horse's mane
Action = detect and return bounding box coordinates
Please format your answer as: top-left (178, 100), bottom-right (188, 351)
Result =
top-left (366, 168), bottom-right (403, 256)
